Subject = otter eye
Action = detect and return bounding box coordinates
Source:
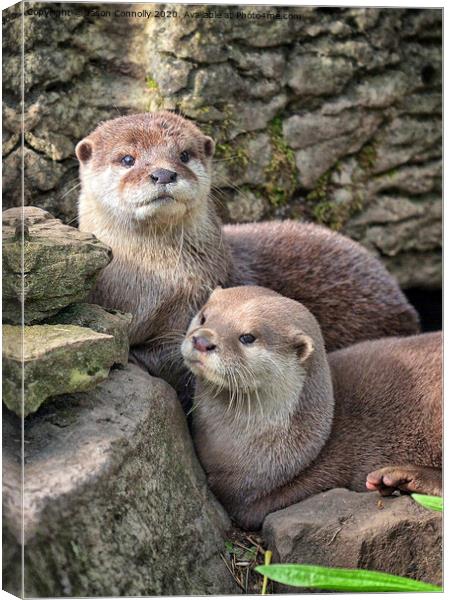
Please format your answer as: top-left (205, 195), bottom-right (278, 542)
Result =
top-left (199, 313), bottom-right (206, 325)
top-left (121, 155), bottom-right (135, 167)
top-left (180, 151), bottom-right (190, 163)
top-left (239, 334), bottom-right (256, 345)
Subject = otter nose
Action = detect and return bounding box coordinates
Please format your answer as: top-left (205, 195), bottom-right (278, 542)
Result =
top-left (150, 168), bottom-right (177, 184)
top-left (192, 335), bottom-right (216, 353)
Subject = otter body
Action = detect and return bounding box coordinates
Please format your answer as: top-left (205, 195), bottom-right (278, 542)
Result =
top-left (182, 287), bottom-right (441, 530)
top-left (77, 111), bottom-right (418, 389)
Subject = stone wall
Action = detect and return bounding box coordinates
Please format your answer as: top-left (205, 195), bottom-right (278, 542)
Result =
top-left (2, 3), bottom-right (442, 288)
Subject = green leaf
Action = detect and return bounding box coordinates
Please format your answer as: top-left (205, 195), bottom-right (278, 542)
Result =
top-left (255, 564), bottom-right (442, 592)
top-left (412, 493), bottom-right (443, 512)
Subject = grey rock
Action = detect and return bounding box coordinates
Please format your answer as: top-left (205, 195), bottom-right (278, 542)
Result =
top-left (231, 94), bottom-right (288, 138)
top-left (245, 133), bottom-right (273, 183)
top-left (263, 488), bottom-right (442, 592)
top-left (283, 109), bottom-right (362, 150)
top-left (355, 72), bottom-right (412, 109)
top-left (227, 190), bottom-right (266, 223)
top-left (229, 48), bottom-right (286, 78)
top-left (24, 146), bottom-right (66, 191)
top-left (2, 207), bottom-right (112, 324)
top-left (25, 129), bottom-right (74, 161)
top-left (347, 7), bottom-right (381, 31)
top-left (2, 148), bottom-right (21, 204)
top-left (369, 161), bottom-right (442, 196)
top-left (193, 64), bottom-right (244, 103)
top-left (149, 56), bottom-right (191, 95)
top-left (383, 252), bottom-right (442, 289)
top-left (2, 365), bottom-right (238, 596)
top-left (25, 46), bottom-right (87, 93)
top-left (2, 132), bottom-right (19, 156)
top-left (295, 112), bottom-right (382, 188)
top-left (380, 116), bottom-right (441, 149)
top-left (399, 92), bottom-right (441, 115)
top-left (286, 54), bottom-right (354, 96)
top-left (241, 11), bottom-right (304, 48)
top-left (360, 204), bottom-right (442, 257)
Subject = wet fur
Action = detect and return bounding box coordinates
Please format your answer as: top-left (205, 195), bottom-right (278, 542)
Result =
top-left (184, 287), bottom-right (441, 530)
top-left (77, 111), bottom-right (419, 392)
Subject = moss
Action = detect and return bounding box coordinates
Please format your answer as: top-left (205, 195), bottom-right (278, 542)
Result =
top-left (306, 170), bottom-right (332, 203)
top-left (312, 191), bottom-right (364, 231)
top-left (214, 103), bottom-right (237, 141)
top-left (68, 368), bottom-right (98, 388)
top-left (357, 142), bottom-right (377, 171)
top-left (306, 164), bottom-right (363, 230)
top-left (215, 141), bottom-right (249, 171)
top-left (263, 116), bottom-right (298, 207)
top-left (385, 168), bottom-right (398, 179)
top-left (183, 103), bottom-right (236, 143)
top-left (145, 75), bottom-right (159, 91)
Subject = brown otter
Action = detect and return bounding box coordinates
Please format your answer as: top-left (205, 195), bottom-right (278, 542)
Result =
top-left (181, 286), bottom-right (441, 530)
top-left (76, 110), bottom-right (419, 391)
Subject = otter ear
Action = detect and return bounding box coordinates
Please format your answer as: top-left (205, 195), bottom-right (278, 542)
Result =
top-left (290, 332), bottom-right (314, 364)
top-left (204, 136), bottom-right (215, 158)
top-left (75, 138), bottom-right (93, 163)
top-left (209, 285), bottom-right (222, 299)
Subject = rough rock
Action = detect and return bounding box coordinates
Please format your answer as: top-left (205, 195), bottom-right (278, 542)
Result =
top-left (285, 54), bottom-right (354, 97)
top-left (2, 6), bottom-right (441, 288)
top-left (263, 488), bottom-right (442, 592)
top-left (2, 364), bottom-right (238, 597)
top-left (2, 322), bottom-right (126, 417)
top-left (45, 303), bottom-right (132, 366)
top-left (227, 190), bottom-right (266, 223)
top-left (2, 207), bottom-right (112, 324)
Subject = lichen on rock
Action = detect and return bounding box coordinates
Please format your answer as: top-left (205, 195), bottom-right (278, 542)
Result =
top-left (2, 207), bottom-right (112, 324)
top-left (3, 365), bottom-right (238, 596)
top-left (3, 323), bottom-right (124, 417)
top-left (45, 303), bottom-right (132, 366)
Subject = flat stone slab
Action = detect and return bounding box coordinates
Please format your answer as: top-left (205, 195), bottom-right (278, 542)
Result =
top-left (45, 302), bottom-right (131, 366)
top-left (3, 323), bottom-right (123, 417)
top-left (263, 488), bottom-right (442, 592)
top-left (2, 206), bottom-right (112, 324)
top-left (2, 365), bottom-right (238, 596)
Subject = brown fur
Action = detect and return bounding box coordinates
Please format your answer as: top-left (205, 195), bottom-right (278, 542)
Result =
top-left (76, 111), bottom-right (419, 391)
top-left (183, 286), bottom-right (441, 530)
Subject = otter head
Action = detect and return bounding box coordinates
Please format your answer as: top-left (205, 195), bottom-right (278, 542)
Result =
top-left (182, 286), bottom-right (321, 402)
top-left (76, 111), bottom-right (215, 225)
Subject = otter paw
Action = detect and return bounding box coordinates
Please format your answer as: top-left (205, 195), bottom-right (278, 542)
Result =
top-left (366, 465), bottom-right (440, 496)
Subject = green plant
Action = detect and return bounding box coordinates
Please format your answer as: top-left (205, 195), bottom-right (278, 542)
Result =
top-left (255, 564), bottom-right (442, 592)
top-left (256, 493), bottom-right (443, 592)
top-left (215, 141), bottom-right (249, 171)
top-left (357, 142), bottom-right (377, 171)
top-left (145, 75), bottom-right (159, 90)
top-left (412, 493), bottom-right (443, 512)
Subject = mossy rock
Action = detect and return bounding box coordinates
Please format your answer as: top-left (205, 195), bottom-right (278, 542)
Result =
top-left (2, 323), bottom-right (122, 417)
top-left (45, 303), bottom-right (132, 366)
top-left (3, 365), bottom-right (237, 596)
top-left (264, 116), bottom-right (298, 206)
top-left (2, 207), bottom-right (112, 324)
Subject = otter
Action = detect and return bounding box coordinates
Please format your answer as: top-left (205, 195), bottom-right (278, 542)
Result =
top-left (76, 110), bottom-right (419, 392)
top-left (181, 286), bottom-right (442, 530)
